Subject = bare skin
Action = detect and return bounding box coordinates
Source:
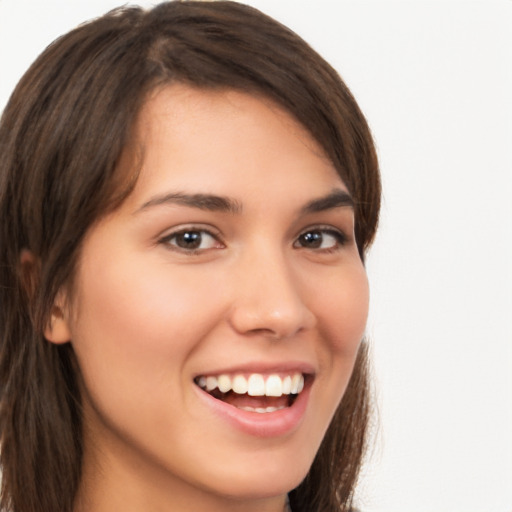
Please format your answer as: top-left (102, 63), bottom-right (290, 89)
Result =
top-left (46, 86), bottom-right (369, 512)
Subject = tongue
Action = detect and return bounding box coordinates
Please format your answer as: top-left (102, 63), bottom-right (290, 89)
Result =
top-left (220, 392), bottom-right (290, 409)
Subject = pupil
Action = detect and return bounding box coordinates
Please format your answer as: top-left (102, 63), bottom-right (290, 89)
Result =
top-left (301, 231), bottom-right (322, 248)
top-left (178, 231), bottom-right (201, 249)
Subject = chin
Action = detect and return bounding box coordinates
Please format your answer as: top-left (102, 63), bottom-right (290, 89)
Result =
top-left (192, 447), bottom-right (313, 500)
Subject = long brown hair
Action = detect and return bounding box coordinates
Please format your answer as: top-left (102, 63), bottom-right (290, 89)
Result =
top-left (0, 2), bottom-right (380, 511)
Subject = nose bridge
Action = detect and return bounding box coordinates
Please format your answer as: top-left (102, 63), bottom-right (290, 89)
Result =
top-left (228, 241), bottom-right (315, 339)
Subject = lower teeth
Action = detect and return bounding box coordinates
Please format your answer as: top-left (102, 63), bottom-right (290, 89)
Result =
top-left (239, 406), bottom-right (286, 413)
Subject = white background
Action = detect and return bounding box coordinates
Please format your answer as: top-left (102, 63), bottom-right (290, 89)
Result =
top-left (1, 1), bottom-right (511, 511)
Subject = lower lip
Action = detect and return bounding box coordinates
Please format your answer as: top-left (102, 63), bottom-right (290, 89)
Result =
top-left (194, 380), bottom-right (312, 438)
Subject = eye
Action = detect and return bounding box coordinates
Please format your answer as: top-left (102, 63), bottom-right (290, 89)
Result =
top-left (160, 228), bottom-right (223, 252)
top-left (294, 228), bottom-right (347, 251)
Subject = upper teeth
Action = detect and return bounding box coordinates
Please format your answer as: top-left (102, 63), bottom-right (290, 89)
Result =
top-left (197, 373), bottom-right (305, 397)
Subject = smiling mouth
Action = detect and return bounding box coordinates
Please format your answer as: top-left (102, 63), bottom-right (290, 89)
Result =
top-left (194, 372), bottom-right (305, 413)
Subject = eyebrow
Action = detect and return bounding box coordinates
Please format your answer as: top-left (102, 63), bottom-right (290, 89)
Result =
top-left (300, 189), bottom-right (354, 214)
top-left (136, 192), bottom-right (243, 214)
top-left (135, 188), bottom-right (353, 216)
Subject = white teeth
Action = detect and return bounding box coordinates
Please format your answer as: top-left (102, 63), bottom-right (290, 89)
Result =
top-left (291, 373), bottom-right (302, 394)
top-left (265, 374), bottom-right (282, 397)
top-left (197, 372), bottom-right (305, 397)
top-left (232, 375), bottom-right (248, 394)
top-left (239, 405), bottom-right (286, 413)
top-left (282, 375), bottom-right (292, 394)
top-left (217, 374), bottom-right (231, 393)
top-left (247, 374), bottom-right (265, 396)
top-left (205, 376), bottom-right (218, 391)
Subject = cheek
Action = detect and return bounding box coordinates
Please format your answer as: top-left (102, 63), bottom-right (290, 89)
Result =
top-left (298, 262), bottom-right (369, 453)
top-left (79, 250), bottom-right (222, 330)
top-left (69, 254), bottom-right (227, 398)
top-left (316, 262), bottom-right (369, 357)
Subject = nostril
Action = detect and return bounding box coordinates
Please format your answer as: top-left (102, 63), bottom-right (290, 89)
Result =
top-left (228, 302), bottom-right (316, 340)
top-left (228, 260), bottom-right (316, 338)
top-left (246, 327), bottom-right (285, 340)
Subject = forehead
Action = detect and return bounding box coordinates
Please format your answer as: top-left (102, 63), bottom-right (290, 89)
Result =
top-left (137, 85), bottom-right (329, 157)
top-left (121, 85), bottom-right (345, 207)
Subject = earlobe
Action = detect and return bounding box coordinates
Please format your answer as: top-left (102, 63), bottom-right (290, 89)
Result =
top-left (20, 249), bottom-right (72, 344)
top-left (44, 302), bottom-right (72, 344)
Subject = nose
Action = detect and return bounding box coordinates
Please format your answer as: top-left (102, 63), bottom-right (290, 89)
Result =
top-left (227, 247), bottom-right (316, 340)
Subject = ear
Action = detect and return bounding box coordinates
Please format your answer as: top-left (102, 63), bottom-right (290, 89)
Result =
top-left (20, 249), bottom-right (72, 344)
top-left (44, 294), bottom-right (72, 345)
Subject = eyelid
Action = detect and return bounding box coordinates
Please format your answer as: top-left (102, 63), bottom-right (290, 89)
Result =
top-left (157, 224), bottom-right (225, 253)
top-left (293, 224), bottom-right (350, 250)
top-left (297, 224), bottom-right (349, 238)
top-left (158, 223), bottom-right (222, 238)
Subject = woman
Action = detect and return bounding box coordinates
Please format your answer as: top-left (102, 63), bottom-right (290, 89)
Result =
top-left (0, 2), bottom-right (380, 511)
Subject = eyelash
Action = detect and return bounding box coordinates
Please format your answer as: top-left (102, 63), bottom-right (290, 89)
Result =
top-left (159, 227), bottom-right (224, 254)
top-left (293, 226), bottom-right (348, 253)
top-left (158, 225), bottom-right (348, 254)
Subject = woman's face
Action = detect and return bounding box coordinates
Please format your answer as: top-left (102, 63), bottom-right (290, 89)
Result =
top-left (57, 86), bottom-right (369, 509)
